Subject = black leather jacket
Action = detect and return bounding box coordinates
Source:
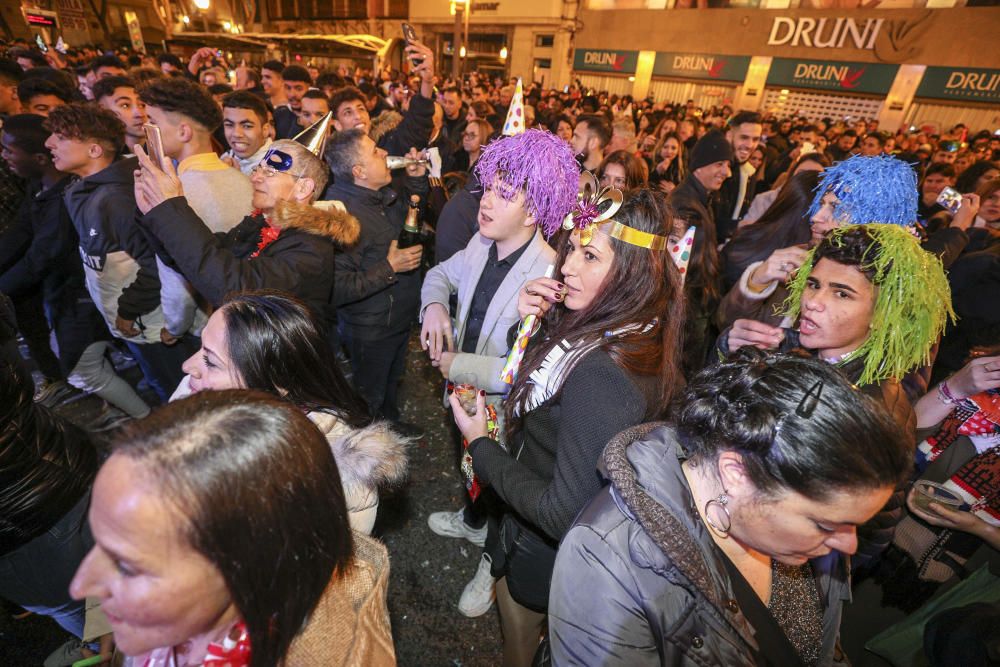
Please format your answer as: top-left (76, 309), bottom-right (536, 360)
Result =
top-left (0, 294), bottom-right (97, 557)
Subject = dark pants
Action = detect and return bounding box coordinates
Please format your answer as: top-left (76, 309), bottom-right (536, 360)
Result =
top-left (0, 494), bottom-right (93, 638)
top-left (12, 289), bottom-right (63, 382)
top-left (341, 328), bottom-right (410, 422)
top-left (126, 335), bottom-right (199, 402)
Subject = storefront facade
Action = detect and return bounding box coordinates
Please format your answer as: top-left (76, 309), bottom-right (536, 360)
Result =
top-left (408, 0), bottom-right (576, 86)
top-left (569, 6), bottom-right (1000, 128)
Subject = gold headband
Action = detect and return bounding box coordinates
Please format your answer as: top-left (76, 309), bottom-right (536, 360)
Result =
top-left (600, 220), bottom-right (669, 250)
top-left (562, 173), bottom-right (668, 251)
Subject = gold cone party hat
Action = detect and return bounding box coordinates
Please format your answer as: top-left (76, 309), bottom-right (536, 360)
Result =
top-left (501, 78), bottom-right (525, 136)
top-left (293, 111), bottom-right (334, 156)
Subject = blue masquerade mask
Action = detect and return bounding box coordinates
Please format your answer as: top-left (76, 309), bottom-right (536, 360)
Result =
top-left (263, 148), bottom-right (294, 172)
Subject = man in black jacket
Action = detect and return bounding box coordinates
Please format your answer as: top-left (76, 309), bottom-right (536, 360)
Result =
top-left (135, 138), bottom-right (359, 324)
top-left (46, 104), bottom-right (183, 403)
top-left (669, 130), bottom-right (733, 235)
top-left (435, 170), bottom-right (482, 263)
top-left (0, 293), bottom-right (97, 647)
top-left (712, 111), bottom-right (762, 243)
top-left (0, 114), bottom-right (147, 418)
top-left (325, 128), bottom-right (428, 424)
top-left (329, 41), bottom-right (436, 158)
top-left (273, 64), bottom-right (311, 139)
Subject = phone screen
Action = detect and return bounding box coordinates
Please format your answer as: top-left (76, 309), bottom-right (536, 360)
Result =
top-left (143, 124), bottom-right (166, 171)
top-left (936, 186), bottom-right (962, 215)
top-left (36, 34), bottom-right (48, 53)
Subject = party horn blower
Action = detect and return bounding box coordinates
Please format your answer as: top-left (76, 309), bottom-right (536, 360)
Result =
top-left (500, 264), bottom-right (554, 385)
top-left (669, 226), bottom-right (696, 285)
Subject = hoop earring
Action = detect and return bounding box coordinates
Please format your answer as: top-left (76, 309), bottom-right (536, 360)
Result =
top-left (704, 493), bottom-right (732, 538)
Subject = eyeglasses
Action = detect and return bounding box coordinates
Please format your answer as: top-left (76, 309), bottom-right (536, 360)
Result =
top-left (251, 164), bottom-right (305, 179)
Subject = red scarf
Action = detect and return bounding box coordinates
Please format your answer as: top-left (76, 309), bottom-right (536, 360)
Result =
top-left (250, 210), bottom-right (280, 259)
top-left (140, 620), bottom-right (251, 666)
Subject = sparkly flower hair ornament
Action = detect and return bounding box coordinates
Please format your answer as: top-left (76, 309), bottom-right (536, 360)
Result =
top-left (474, 129), bottom-right (579, 237)
top-left (808, 154), bottom-right (918, 227)
top-left (561, 172), bottom-right (669, 250)
top-left (781, 224), bottom-right (955, 386)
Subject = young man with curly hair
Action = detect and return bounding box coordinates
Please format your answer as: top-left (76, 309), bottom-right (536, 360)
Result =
top-left (45, 103), bottom-right (185, 402)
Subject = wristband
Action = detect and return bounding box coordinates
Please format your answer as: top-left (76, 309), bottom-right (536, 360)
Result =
top-left (937, 379), bottom-right (963, 405)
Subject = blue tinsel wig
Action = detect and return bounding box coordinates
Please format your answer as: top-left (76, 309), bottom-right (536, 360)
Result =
top-left (807, 154), bottom-right (918, 227)
top-left (474, 128), bottom-right (580, 237)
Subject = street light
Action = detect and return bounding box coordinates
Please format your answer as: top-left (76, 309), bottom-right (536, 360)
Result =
top-left (451, 0), bottom-right (467, 79)
top-left (223, 20), bottom-right (231, 31)
top-left (500, 46), bottom-right (508, 59)
top-left (192, 0), bottom-right (209, 32)
top-left (181, 14), bottom-right (190, 23)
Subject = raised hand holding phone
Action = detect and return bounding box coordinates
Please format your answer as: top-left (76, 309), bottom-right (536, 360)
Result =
top-left (133, 144), bottom-right (183, 215)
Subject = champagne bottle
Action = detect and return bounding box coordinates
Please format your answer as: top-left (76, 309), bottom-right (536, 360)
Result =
top-left (397, 194), bottom-right (422, 250)
top-left (386, 155), bottom-right (429, 170)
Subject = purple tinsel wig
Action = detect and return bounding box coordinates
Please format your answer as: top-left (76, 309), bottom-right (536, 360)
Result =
top-left (474, 129), bottom-right (579, 237)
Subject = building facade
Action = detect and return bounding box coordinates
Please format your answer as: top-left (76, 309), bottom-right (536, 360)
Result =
top-left (570, 5), bottom-right (1000, 128)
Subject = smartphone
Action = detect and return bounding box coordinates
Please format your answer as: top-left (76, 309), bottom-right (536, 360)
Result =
top-left (800, 141), bottom-right (815, 155)
top-left (936, 186), bottom-right (963, 215)
top-left (35, 34), bottom-right (48, 53)
top-left (401, 22), bottom-right (423, 68)
top-left (143, 124), bottom-right (166, 171)
top-left (402, 22), bottom-right (417, 43)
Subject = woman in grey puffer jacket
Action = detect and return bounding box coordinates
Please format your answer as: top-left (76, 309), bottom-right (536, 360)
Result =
top-left (549, 351), bottom-right (912, 667)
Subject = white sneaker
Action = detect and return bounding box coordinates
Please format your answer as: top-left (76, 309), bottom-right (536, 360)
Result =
top-left (458, 553), bottom-right (496, 617)
top-left (427, 507), bottom-right (487, 547)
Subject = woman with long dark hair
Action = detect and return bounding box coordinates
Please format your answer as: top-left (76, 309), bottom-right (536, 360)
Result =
top-left (175, 291), bottom-right (407, 535)
top-left (70, 391), bottom-right (395, 666)
top-left (597, 149), bottom-right (649, 192)
top-left (721, 170), bottom-right (821, 291)
top-left (451, 188), bottom-right (685, 666)
top-left (648, 131), bottom-right (687, 195)
top-left (741, 151), bottom-right (829, 226)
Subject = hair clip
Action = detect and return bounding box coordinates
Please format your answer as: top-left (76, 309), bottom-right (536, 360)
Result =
top-left (562, 172), bottom-right (623, 246)
top-left (561, 172), bottom-right (668, 250)
top-left (795, 380), bottom-right (825, 418)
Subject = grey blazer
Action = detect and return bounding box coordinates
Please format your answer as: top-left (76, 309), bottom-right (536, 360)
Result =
top-left (420, 229), bottom-right (556, 394)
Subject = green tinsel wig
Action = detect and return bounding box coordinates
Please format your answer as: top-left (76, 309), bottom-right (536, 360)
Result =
top-left (781, 224), bottom-right (955, 386)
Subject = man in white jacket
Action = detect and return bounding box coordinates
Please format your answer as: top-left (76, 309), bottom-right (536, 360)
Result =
top-left (418, 129), bottom-right (579, 618)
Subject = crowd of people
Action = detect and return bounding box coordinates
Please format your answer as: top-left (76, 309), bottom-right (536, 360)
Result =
top-left (1, 35), bottom-right (999, 667)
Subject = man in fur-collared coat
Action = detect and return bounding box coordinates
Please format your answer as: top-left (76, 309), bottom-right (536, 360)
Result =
top-left (134, 139), bottom-right (359, 322)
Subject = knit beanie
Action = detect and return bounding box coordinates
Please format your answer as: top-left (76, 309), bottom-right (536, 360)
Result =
top-left (689, 130), bottom-right (734, 171)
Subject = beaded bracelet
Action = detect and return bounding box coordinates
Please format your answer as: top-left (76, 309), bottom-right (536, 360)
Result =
top-left (937, 379), bottom-right (963, 405)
